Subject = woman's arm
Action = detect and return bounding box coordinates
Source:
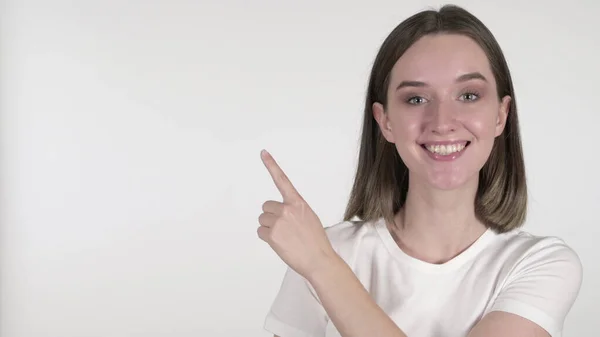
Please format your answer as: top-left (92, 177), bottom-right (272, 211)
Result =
top-left (306, 254), bottom-right (407, 337)
top-left (305, 254), bottom-right (552, 337)
top-left (468, 312), bottom-right (549, 337)
top-left (258, 150), bottom-right (407, 337)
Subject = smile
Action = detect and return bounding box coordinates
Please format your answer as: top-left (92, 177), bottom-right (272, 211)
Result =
top-left (420, 141), bottom-right (470, 160)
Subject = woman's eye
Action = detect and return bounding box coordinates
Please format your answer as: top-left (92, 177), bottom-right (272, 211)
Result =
top-left (460, 92), bottom-right (479, 102)
top-left (407, 96), bottom-right (427, 105)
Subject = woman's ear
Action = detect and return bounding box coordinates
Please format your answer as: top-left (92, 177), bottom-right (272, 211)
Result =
top-left (373, 102), bottom-right (395, 143)
top-left (495, 95), bottom-right (511, 137)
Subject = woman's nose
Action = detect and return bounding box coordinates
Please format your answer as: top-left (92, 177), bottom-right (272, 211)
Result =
top-left (427, 101), bottom-right (459, 135)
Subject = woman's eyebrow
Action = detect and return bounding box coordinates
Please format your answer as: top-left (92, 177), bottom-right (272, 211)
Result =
top-left (395, 72), bottom-right (488, 91)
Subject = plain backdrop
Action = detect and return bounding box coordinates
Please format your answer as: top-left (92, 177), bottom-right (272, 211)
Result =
top-left (0, 0), bottom-right (598, 336)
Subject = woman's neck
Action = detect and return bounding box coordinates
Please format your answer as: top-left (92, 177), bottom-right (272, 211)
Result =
top-left (390, 178), bottom-right (487, 264)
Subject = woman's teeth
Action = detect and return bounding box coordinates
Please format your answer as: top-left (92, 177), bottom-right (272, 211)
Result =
top-left (425, 143), bottom-right (466, 155)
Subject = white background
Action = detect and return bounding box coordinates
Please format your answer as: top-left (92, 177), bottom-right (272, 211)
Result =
top-left (1, 0), bottom-right (598, 336)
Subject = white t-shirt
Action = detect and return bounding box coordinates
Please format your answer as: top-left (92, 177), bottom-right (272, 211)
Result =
top-left (263, 217), bottom-right (582, 337)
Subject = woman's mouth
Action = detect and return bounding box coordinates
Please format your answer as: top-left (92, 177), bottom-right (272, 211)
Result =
top-left (420, 141), bottom-right (471, 161)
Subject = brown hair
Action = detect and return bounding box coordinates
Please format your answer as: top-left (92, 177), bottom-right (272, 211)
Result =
top-left (343, 4), bottom-right (527, 233)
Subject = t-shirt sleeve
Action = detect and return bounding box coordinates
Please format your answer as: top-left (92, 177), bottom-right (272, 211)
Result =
top-left (263, 266), bottom-right (329, 337)
top-left (488, 238), bottom-right (583, 337)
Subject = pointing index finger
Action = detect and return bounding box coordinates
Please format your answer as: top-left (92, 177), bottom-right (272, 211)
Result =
top-left (261, 150), bottom-right (300, 202)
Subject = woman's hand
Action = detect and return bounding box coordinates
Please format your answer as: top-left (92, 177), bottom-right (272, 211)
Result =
top-left (257, 150), bottom-right (338, 279)
top-left (258, 150), bottom-right (408, 337)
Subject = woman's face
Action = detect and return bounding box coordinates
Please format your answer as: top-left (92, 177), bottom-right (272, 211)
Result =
top-left (374, 33), bottom-right (510, 191)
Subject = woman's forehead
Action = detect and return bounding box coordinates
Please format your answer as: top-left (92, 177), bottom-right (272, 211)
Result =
top-left (389, 34), bottom-right (494, 86)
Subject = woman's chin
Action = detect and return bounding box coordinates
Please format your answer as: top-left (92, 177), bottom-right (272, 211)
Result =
top-left (423, 172), bottom-right (476, 191)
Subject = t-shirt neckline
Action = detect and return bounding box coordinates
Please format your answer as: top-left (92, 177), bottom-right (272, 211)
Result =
top-left (372, 217), bottom-right (495, 273)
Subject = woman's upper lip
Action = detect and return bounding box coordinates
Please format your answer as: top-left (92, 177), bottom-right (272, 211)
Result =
top-left (419, 140), bottom-right (470, 146)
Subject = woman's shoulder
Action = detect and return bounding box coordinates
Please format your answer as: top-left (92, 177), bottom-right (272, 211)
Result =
top-left (494, 229), bottom-right (579, 258)
top-left (484, 229), bottom-right (583, 334)
top-left (489, 228), bottom-right (582, 277)
top-left (323, 218), bottom-right (369, 242)
top-left (322, 218), bottom-right (379, 261)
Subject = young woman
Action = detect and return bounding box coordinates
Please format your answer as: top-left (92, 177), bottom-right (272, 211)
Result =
top-left (257, 5), bottom-right (582, 337)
